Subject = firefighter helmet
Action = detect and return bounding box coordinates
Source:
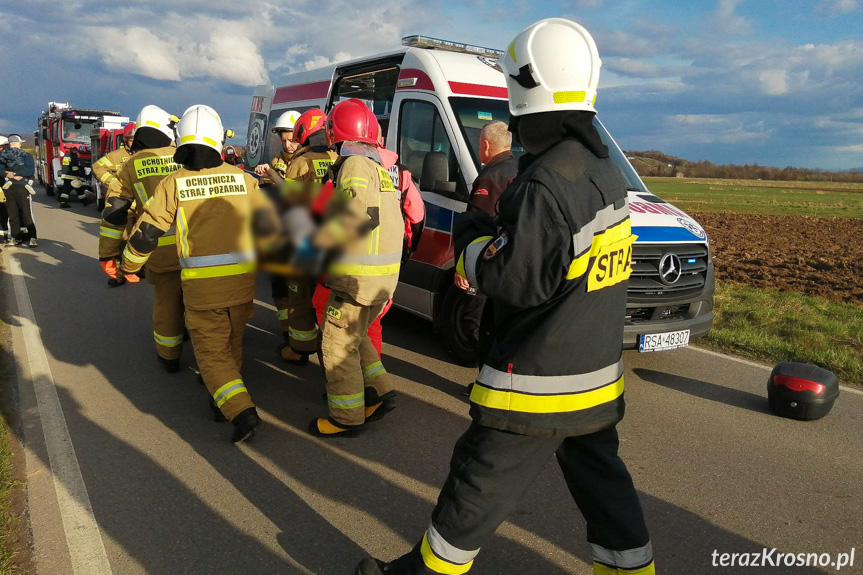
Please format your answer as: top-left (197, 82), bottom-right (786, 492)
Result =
top-left (272, 110), bottom-right (301, 133)
top-left (293, 108), bottom-right (327, 146)
top-left (122, 122), bottom-right (136, 140)
top-left (326, 99), bottom-right (379, 146)
top-left (176, 105), bottom-right (225, 154)
top-left (135, 105), bottom-right (178, 140)
top-left (500, 18), bottom-right (601, 116)
top-left (0, 136), bottom-right (7, 146)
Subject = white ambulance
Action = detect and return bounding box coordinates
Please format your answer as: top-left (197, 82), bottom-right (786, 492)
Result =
top-left (246, 35), bottom-right (714, 364)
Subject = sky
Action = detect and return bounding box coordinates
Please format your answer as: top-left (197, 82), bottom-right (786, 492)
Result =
top-left (0, 0), bottom-right (861, 170)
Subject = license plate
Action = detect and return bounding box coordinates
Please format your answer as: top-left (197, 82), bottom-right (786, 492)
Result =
top-left (638, 330), bottom-right (690, 353)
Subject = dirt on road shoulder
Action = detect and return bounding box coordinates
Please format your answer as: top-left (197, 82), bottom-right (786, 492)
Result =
top-left (692, 212), bottom-right (863, 305)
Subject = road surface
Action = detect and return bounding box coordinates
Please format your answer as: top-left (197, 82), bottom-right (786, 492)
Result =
top-left (2, 193), bottom-right (861, 575)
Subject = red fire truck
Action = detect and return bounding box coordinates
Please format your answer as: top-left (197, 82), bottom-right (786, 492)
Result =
top-left (89, 119), bottom-right (133, 210)
top-left (34, 102), bottom-right (125, 197)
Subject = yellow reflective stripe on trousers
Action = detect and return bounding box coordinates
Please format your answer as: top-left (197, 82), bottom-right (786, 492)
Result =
top-left (329, 262), bottom-right (400, 276)
top-left (362, 361), bottom-right (386, 382)
top-left (277, 309), bottom-right (289, 321)
top-left (289, 327), bottom-right (318, 341)
top-left (122, 245), bottom-right (148, 265)
top-left (327, 392), bottom-right (365, 410)
top-left (593, 562), bottom-right (655, 575)
top-left (470, 375), bottom-right (625, 414)
top-left (177, 207), bottom-right (191, 258)
top-left (567, 219), bottom-right (631, 280)
top-left (99, 226), bottom-right (123, 239)
top-left (213, 379), bottom-right (248, 408)
top-left (133, 182), bottom-right (148, 205)
top-left (181, 261), bottom-right (256, 280)
top-left (153, 331), bottom-right (184, 348)
top-left (420, 532), bottom-right (474, 575)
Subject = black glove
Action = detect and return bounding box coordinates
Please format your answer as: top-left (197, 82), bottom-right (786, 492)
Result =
top-left (453, 210), bottom-right (496, 263)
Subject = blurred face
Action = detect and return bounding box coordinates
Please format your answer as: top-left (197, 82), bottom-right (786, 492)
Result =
top-left (280, 130), bottom-right (298, 154)
top-left (123, 137), bottom-right (134, 151)
top-left (9, 141), bottom-right (22, 149)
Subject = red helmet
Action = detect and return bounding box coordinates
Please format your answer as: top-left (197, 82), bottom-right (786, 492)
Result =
top-left (122, 122), bottom-right (136, 140)
top-left (326, 99), bottom-right (379, 146)
top-left (293, 108), bottom-right (327, 146)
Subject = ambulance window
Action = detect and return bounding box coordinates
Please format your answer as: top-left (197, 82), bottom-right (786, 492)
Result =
top-left (331, 67), bottom-right (399, 118)
top-left (398, 100), bottom-right (456, 191)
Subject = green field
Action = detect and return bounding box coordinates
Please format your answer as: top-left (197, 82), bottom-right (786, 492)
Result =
top-left (703, 284), bottom-right (863, 385)
top-left (643, 177), bottom-right (863, 218)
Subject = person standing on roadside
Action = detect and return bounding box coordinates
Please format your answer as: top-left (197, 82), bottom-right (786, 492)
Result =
top-left (1, 135), bottom-right (38, 247)
top-left (356, 18), bottom-right (653, 575)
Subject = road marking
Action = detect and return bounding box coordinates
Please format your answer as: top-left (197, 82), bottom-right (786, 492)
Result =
top-left (690, 346), bottom-right (863, 396)
top-left (7, 254), bottom-right (114, 575)
top-left (254, 298), bottom-right (277, 311)
top-left (245, 323), bottom-right (275, 336)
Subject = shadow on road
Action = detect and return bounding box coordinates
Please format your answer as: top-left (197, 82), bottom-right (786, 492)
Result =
top-left (634, 368), bottom-right (771, 414)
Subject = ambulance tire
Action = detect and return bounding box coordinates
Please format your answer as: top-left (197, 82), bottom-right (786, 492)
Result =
top-left (441, 283), bottom-right (480, 368)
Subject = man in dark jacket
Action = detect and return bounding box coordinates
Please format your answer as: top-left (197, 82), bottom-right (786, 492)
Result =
top-left (1, 136), bottom-right (38, 247)
top-left (356, 18), bottom-right (653, 575)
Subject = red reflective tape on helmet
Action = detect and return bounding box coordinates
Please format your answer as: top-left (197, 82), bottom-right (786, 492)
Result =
top-left (772, 375), bottom-right (826, 395)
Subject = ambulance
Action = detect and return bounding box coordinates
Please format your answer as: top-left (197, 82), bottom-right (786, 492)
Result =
top-left (246, 35), bottom-right (715, 364)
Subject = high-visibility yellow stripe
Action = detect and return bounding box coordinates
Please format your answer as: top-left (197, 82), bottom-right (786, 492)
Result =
top-left (289, 327), bottom-right (318, 341)
top-left (553, 90), bottom-right (587, 104)
top-left (277, 309), bottom-right (289, 321)
top-left (420, 533), bottom-right (473, 575)
top-left (177, 207), bottom-right (190, 258)
top-left (327, 392), bottom-right (365, 409)
top-left (181, 261), bottom-right (255, 280)
top-left (158, 235), bottom-right (177, 246)
top-left (99, 226), bottom-right (123, 239)
top-left (203, 136), bottom-right (218, 147)
top-left (362, 361), bottom-right (386, 381)
top-left (329, 262), bottom-right (400, 277)
top-left (99, 172), bottom-right (115, 184)
top-left (470, 375), bottom-right (624, 414)
top-left (594, 562), bottom-right (655, 575)
top-left (145, 120), bottom-right (161, 128)
top-left (566, 220), bottom-right (631, 280)
top-left (153, 331), bottom-right (184, 347)
top-left (213, 379), bottom-right (247, 408)
top-left (456, 236), bottom-right (494, 280)
top-left (180, 135), bottom-right (196, 143)
top-left (122, 246), bottom-right (149, 264)
top-left (134, 182), bottom-right (148, 205)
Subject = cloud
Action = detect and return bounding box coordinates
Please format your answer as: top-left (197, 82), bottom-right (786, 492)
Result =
top-left (713, 0), bottom-right (753, 35)
top-left (835, 144), bottom-right (863, 153)
top-left (817, 0), bottom-right (859, 14)
top-left (758, 69), bottom-right (789, 96)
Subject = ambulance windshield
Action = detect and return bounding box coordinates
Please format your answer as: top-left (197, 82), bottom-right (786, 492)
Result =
top-left (449, 97), bottom-right (646, 192)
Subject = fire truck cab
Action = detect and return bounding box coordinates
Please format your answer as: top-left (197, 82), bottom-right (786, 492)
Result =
top-left (246, 35), bottom-right (715, 364)
top-left (35, 102), bottom-right (125, 198)
top-left (89, 117), bottom-right (132, 209)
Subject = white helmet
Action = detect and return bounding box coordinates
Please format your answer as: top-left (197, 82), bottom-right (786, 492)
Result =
top-left (176, 105), bottom-right (225, 154)
top-left (272, 110), bottom-right (300, 133)
top-left (0, 136), bottom-right (7, 146)
top-left (70, 178), bottom-right (83, 189)
top-left (135, 105), bottom-right (178, 140)
top-left (500, 18), bottom-right (601, 116)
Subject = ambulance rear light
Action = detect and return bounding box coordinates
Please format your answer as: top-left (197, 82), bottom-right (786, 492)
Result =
top-left (401, 35), bottom-right (504, 59)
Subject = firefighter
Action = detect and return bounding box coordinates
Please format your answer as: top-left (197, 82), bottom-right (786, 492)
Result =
top-left (277, 108), bottom-right (337, 365)
top-left (99, 105), bottom-right (186, 373)
top-left (119, 105), bottom-right (281, 443)
top-left (308, 98), bottom-right (402, 437)
top-left (92, 122), bottom-right (136, 196)
top-left (59, 146), bottom-right (90, 208)
top-left (253, 109), bottom-right (301, 183)
top-left (356, 19), bottom-right (653, 575)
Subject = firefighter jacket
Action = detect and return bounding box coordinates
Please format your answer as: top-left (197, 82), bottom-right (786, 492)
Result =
top-left (98, 145), bottom-right (181, 271)
top-left (282, 145), bottom-right (337, 206)
top-left (270, 149), bottom-right (295, 180)
top-left (60, 154), bottom-right (81, 181)
top-left (455, 139), bottom-right (634, 438)
top-left (121, 164), bottom-right (280, 311)
top-left (315, 151), bottom-right (404, 306)
top-left (92, 148), bottom-right (131, 188)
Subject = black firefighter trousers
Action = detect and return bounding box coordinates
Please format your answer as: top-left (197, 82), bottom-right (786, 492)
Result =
top-left (389, 422), bottom-right (653, 575)
top-left (4, 185), bottom-right (34, 240)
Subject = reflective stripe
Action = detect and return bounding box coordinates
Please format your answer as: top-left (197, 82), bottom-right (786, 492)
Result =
top-left (572, 200), bottom-right (630, 255)
top-left (158, 226), bottom-right (177, 246)
top-left (213, 379), bottom-right (248, 408)
top-left (594, 562), bottom-right (655, 575)
top-left (478, 358), bottom-right (624, 395)
top-left (336, 252), bottom-right (402, 266)
top-left (470, 375), bottom-right (625, 414)
top-left (328, 262), bottom-right (400, 277)
top-left (122, 246), bottom-right (149, 264)
top-left (180, 135), bottom-right (196, 143)
top-left (99, 172), bottom-right (115, 184)
top-left (177, 207), bottom-right (190, 258)
top-left (553, 90), bottom-right (586, 104)
top-left (179, 251), bottom-right (254, 269)
top-left (99, 226), bottom-right (123, 239)
top-left (592, 542), bottom-right (654, 571)
top-left (339, 176), bottom-right (368, 188)
top-left (202, 136), bottom-right (218, 147)
top-left (277, 309), bottom-right (289, 321)
top-left (289, 327), bottom-right (318, 342)
top-left (133, 182), bottom-right (148, 205)
top-left (97, 157), bottom-right (113, 167)
top-left (567, 219), bottom-right (632, 280)
top-left (456, 236), bottom-right (494, 286)
top-left (153, 331), bottom-right (184, 348)
top-left (181, 261), bottom-right (256, 280)
top-left (362, 361), bottom-right (386, 382)
top-left (327, 392), bottom-right (365, 410)
top-left (420, 525), bottom-right (478, 575)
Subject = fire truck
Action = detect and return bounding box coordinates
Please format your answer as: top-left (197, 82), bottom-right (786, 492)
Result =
top-left (34, 102), bottom-right (126, 197)
top-left (89, 118), bottom-right (133, 210)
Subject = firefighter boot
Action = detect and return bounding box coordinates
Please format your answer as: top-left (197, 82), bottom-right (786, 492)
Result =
top-left (157, 354), bottom-right (181, 373)
top-left (364, 388), bottom-right (397, 424)
top-left (231, 407), bottom-right (260, 443)
top-left (308, 418), bottom-right (361, 438)
top-left (278, 343), bottom-right (309, 366)
top-left (355, 547), bottom-right (426, 575)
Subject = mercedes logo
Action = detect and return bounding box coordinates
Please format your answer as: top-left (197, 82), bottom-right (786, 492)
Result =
top-left (659, 253), bottom-right (683, 285)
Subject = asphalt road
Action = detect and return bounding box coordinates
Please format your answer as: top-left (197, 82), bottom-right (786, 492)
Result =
top-left (2, 192), bottom-right (861, 575)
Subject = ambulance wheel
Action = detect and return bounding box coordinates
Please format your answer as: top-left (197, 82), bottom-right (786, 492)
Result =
top-left (441, 283), bottom-right (480, 368)
top-left (45, 183), bottom-right (54, 197)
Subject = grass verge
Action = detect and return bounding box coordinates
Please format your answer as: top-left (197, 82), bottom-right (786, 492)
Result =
top-left (702, 283), bottom-right (863, 385)
top-left (643, 177), bottom-right (863, 218)
top-left (0, 412), bottom-right (22, 575)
